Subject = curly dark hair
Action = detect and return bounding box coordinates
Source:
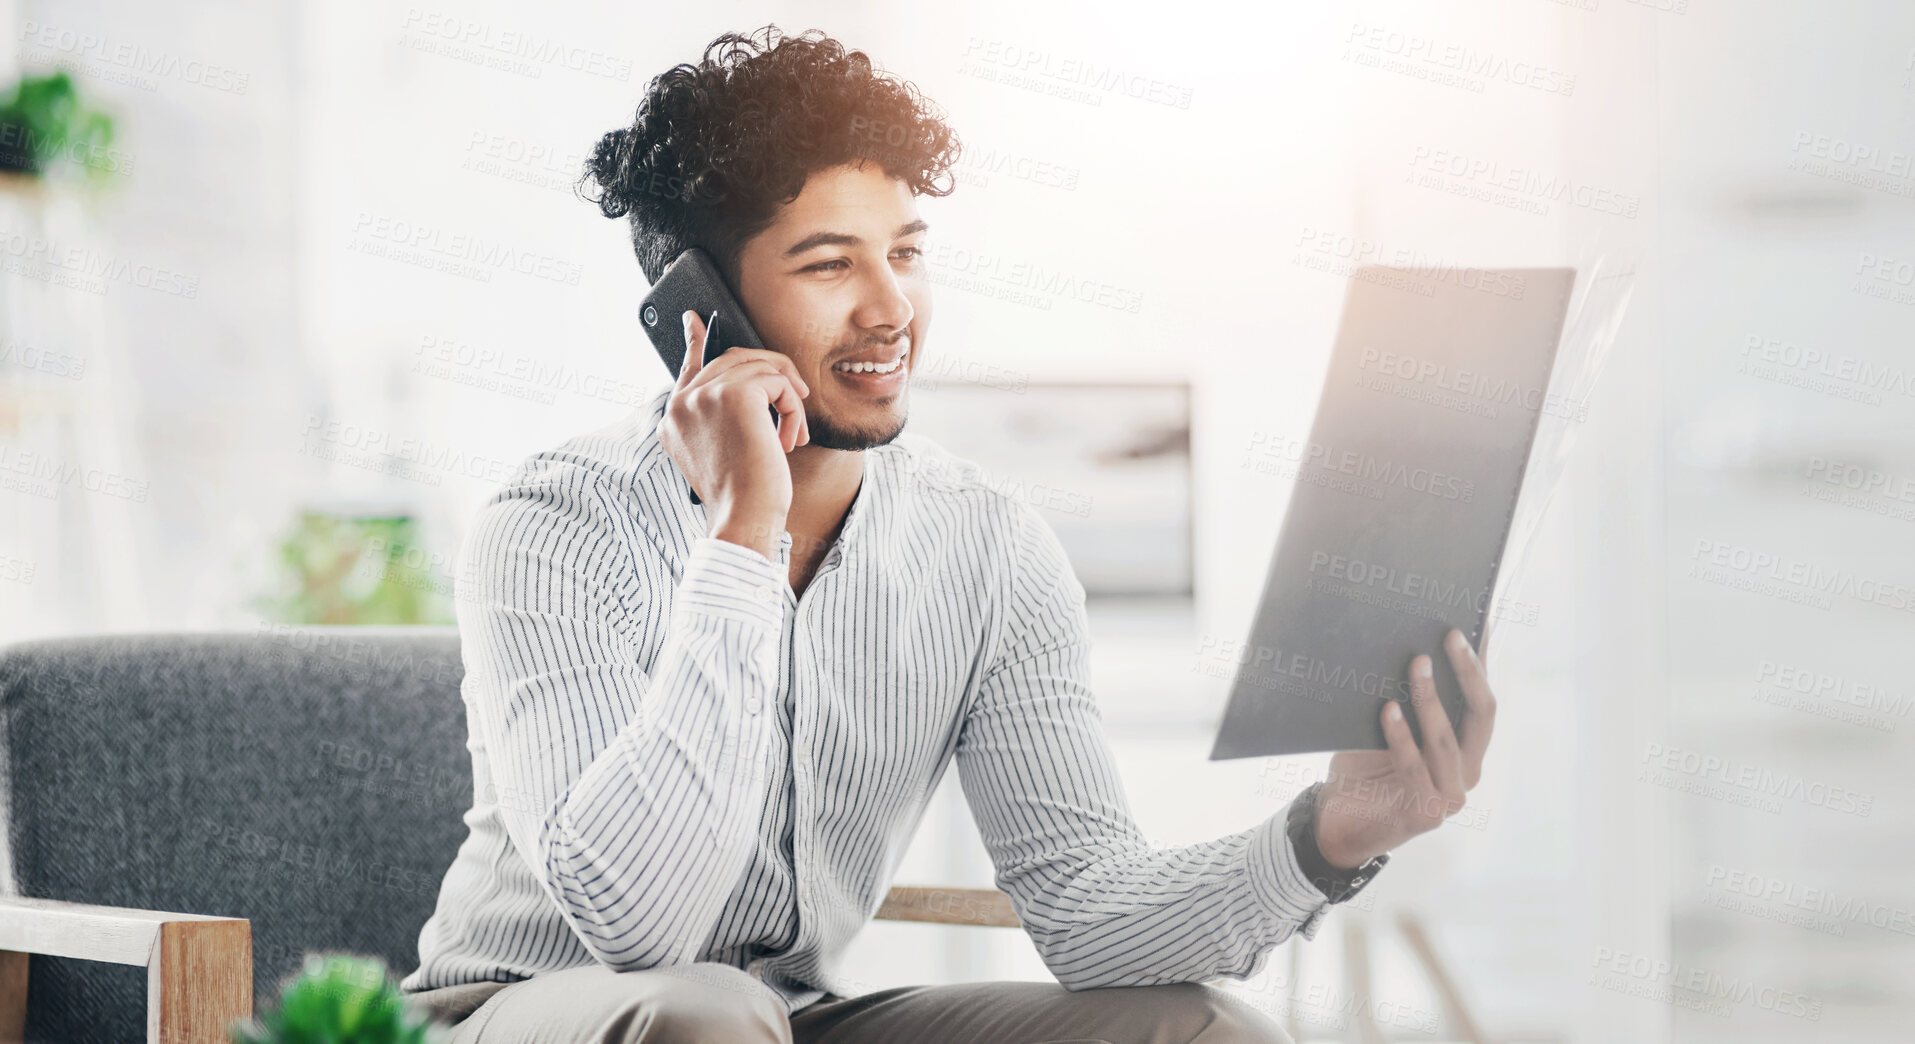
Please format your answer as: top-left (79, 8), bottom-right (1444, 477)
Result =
top-left (578, 26), bottom-right (963, 287)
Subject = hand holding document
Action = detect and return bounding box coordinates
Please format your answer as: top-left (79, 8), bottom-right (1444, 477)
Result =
top-left (1211, 266), bottom-right (1576, 759)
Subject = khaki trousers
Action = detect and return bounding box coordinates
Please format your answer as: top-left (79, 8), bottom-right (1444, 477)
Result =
top-left (409, 962), bottom-right (1293, 1043)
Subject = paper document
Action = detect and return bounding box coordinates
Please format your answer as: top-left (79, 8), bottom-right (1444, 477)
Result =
top-left (1210, 266), bottom-right (1576, 759)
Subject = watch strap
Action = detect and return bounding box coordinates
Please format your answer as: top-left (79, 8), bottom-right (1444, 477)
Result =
top-left (1285, 781), bottom-right (1388, 904)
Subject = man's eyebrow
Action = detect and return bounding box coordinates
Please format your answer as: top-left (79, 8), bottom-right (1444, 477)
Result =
top-left (782, 219), bottom-right (930, 258)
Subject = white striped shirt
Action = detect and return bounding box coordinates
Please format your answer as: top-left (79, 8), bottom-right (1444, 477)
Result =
top-left (402, 388), bottom-right (1335, 1010)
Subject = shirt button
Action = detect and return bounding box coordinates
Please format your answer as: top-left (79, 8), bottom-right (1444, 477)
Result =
top-left (745, 695), bottom-right (762, 713)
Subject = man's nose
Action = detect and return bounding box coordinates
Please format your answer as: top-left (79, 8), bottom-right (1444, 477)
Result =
top-left (852, 265), bottom-right (914, 333)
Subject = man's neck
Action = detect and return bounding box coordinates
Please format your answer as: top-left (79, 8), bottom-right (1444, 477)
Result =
top-left (783, 444), bottom-right (864, 586)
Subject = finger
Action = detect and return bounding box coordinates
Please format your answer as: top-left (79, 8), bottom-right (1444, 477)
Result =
top-left (677, 310), bottom-right (706, 388)
top-left (778, 396), bottom-right (799, 452)
top-left (734, 373), bottom-right (807, 442)
top-left (1380, 700), bottom-right (1435, 798)
top-left (1447, 629), bottom-right (1496, 786)
top-left (1407, 653), bottom-right (1466, 807)
top-left (703, 361), bottom-right (812, 447)
top-left (685, 354), bottom-right (789, 398)
top-left (782, 353), bottom-right (811, 399)
top-left (692, 348), bottom-right (811, 400)
top-left (746, 348), bottom-right (810, 399)
top-left (699, 357), bottom-right (790, 385)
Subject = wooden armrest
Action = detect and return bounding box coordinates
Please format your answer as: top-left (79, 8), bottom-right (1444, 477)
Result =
top-left (874, 886), bottom-right (1019, 928)
top-left (0, 896), bottom-right (251, 1044)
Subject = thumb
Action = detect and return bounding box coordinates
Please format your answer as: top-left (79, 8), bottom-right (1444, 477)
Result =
top-left (677, 310), bottom-right (706, 386)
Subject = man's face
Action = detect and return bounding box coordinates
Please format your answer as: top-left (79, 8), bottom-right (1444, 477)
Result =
top-left (734, 163), bottom-right (931, 451)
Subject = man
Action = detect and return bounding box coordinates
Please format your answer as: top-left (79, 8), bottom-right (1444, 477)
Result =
top-left (403, 25), bottom-right (1496, 1043)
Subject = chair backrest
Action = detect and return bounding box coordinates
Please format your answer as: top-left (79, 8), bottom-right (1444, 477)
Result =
top-left (0, 627), bottom-right (470, 1043)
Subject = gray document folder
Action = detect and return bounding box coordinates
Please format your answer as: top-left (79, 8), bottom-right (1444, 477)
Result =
top-left (1210, 266), bottom-right (1576, 759)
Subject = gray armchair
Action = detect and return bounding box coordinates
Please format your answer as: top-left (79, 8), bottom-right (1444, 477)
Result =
top-left (0, 628), bottom-right (1014, 1043)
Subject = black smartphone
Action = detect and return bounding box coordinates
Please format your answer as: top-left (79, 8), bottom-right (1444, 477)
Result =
top-left (638, 248), bottom-right (772, 376)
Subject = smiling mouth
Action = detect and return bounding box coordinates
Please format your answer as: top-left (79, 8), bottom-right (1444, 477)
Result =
top-left (832, 352), bottom-right (907, 376)
top-left (830, 338), bottom-right (911, 377)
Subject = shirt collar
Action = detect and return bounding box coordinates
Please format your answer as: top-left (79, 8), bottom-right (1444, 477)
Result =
top-left (834, 449), bottom-right (877, 560)
top-left (645, 389), bottom-right (882, 567)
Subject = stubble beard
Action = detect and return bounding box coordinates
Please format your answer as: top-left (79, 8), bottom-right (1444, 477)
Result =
top-left (803, 388), bottom-right (909, 451)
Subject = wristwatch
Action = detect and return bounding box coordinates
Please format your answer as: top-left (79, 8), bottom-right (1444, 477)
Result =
top-left (1285, 781), bottom-right (1389, 904)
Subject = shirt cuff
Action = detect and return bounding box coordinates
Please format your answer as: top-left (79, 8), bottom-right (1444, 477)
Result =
top-left (676, 536), bottom-right (786, 632)
top-left (1246, 802), bottom-right (1333, 942)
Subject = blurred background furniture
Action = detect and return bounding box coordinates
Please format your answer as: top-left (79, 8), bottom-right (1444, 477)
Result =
top-left (0, 628), bottom-right (1016, 1043)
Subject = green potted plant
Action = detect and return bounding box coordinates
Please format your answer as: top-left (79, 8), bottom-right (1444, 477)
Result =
top-left (0, 69), bottom-right (118, 180)
top-left (254, 510), bottom-right (457, 625)
top-left (231, 954), bottom-right (447, 1044)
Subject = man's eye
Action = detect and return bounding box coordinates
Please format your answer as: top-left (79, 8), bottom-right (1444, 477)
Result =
top-left (894, 246), bottom-right (923, 262)
top-left (806, 259), bottom-right (850, 273)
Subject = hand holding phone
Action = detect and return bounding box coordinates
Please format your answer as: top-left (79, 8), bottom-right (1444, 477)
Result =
top-left (638, 249), bottom-right (789, 509)
top-left (658, 309), bottom-right (810, 560)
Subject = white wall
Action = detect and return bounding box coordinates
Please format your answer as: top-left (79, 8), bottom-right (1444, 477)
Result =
top-left (2, 0), bottom-right (305, 635)
top-left (1655, 6), bottom-right (1915, 1041)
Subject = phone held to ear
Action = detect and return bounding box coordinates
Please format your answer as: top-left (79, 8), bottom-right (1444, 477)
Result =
top-left (637, 248), bottom-right (784, 505)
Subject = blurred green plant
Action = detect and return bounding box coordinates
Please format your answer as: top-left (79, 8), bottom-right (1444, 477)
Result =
top-left (0, 70), bottom-right (119, 180)
top-left (254, 511), bottom-right (456, 625)
top-left (231, 953), bottom-right (446, 1044)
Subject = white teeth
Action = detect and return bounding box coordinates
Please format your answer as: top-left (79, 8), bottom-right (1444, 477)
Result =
top-left (835, 355), bottom-right (904, 375)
